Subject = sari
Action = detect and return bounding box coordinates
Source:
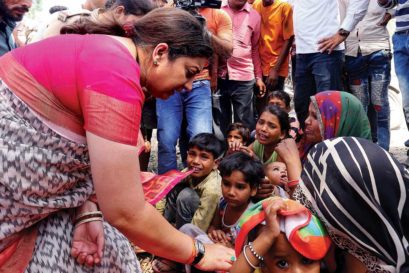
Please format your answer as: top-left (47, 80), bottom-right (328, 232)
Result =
top-left (299, 91), bottom-right (371, 160)
top-left (294, 137), bottom-right (409, 273)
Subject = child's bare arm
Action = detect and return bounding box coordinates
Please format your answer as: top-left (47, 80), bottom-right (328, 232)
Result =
top-left (207, 205), bottom-right (222, 234)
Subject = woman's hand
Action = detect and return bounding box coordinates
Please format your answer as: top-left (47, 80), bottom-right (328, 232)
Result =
top-left (258, 199), bottom-right (285, 244)
top-left (195, 243), bottom-right (235, 272)
top-left (254, 178), bottom-right (274, 200)
top-left (71, 220), bottom-right (105, 267)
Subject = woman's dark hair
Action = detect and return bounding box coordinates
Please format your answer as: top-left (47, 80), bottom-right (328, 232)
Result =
top-left (218, 152), bottom-right (264, 189)
top-left (188, 133), bottom-right (224, 159)
top-left (267, 90), bottom-right (291, 108)
top-left (260, 105), bottom-right (290, 137)
top-left (226, 122), bottom-right (250, 145)
top-left (105, 0), bottom-right (154, 16)
top-left (61, 8), bottom-right (212, 60)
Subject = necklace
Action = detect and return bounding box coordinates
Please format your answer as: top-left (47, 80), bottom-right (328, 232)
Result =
top-left (221, 204), bottom-right (238, 228)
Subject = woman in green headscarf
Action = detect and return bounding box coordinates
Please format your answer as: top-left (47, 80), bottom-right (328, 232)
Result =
top-left (299, 91), bottom-right (371, 160)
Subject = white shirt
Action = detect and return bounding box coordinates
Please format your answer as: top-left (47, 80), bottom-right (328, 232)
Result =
top-left (339, 0), bottom-right (390, 57)
top-left (287, 0), bottom-right (369, 54)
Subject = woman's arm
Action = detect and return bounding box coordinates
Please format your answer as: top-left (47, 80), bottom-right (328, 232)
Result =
top-left (86, 132), bottom-right (234, 270)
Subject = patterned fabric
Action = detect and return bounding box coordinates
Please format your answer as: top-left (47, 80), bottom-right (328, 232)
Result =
top-left (299, 91), bottom-right (371, 160)
top-left (294, 137), bottom-right (409, 273)
top-left (25, 211), bottom-right (141, 273)
top-left (0, 82), bottom-right (141, 272)
top-left (141, 170), bottom-right (193, 205)
top-left (0, 82), bottom-right (93, 241)
top-left (234, 197), bottom-right (331, 260)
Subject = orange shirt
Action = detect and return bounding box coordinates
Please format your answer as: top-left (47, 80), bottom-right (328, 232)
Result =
top-left (195, 8), bottom-right (232, 81)
top-left (252, 0), bottom-right (293, 77)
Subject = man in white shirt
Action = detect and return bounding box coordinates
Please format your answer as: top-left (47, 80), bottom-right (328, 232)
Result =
top-left (288, 0), bottom-right (369, 128)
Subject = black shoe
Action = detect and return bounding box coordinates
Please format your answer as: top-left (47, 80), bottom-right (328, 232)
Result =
top-left (405, 139), bottom-right (409, 147)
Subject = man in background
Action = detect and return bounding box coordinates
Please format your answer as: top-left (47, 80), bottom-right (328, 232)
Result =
top-left (0, 0), bottom-right (32, 56)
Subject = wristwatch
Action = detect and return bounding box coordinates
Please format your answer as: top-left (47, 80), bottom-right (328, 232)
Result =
top-left (338, 28), bottom-right (350, 38)
top-left (192, 240), bottom-right (206, 265)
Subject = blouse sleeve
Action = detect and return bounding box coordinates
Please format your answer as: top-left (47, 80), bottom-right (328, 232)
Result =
top-left (77, 36), bottom-right (145, 146)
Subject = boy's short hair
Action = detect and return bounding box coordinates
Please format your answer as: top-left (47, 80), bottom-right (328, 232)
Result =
top-left (268, 90), bottom-right (291, 108)
top-left (218, 152), bottom-right (264, 188)
top-left (226, 122), bottom-right (250, 145)
top-left (188, 133), bottom-right (224, 159)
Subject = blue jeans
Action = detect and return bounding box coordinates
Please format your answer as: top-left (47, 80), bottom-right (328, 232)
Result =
top-left (393, 32), bottom-right (409, 128)
top-left (345, 50), bottom-right (391, 150)
top-left (156, 80), bottom-right (213, 174)
top-left (294, 51), bottom-right (344, 128)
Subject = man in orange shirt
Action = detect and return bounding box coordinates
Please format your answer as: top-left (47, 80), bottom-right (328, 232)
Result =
top-left (252, 0), bottom-right (293, 112)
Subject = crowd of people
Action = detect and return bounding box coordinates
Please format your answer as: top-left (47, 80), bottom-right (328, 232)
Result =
top-left (0, 0), bottom-right (408, 273)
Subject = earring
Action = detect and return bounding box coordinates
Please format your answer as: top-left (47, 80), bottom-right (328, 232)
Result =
top-left (153, 60), bottom-right (159, 65)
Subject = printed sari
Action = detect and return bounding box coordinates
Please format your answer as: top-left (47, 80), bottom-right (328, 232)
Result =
top-left (299, 91), bottom-right (371, 161)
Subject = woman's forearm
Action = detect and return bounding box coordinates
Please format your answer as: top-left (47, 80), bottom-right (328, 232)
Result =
top-left (111, 201), bottom-right (195, 263)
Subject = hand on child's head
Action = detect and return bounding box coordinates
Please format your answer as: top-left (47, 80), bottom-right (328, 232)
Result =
top-left (258, 199), bottom-right (286, 242)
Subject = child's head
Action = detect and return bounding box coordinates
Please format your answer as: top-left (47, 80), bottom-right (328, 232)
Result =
top-left (218, 152), bottom-right (264, 207)
top-left (187, 133), bottom-right (224, 179)
top-left (235, 198), bottom-right (331, 273)
top-left (226, 122), bottom-right (250, 146)
top-left (264, 162), bottom-right (288, 186)
top-left (256, 105), bottom-right (290, 146)
top-left (267, 91), bottom-right (291, 113)
top-left (260, 233), bottom-right (320, 273)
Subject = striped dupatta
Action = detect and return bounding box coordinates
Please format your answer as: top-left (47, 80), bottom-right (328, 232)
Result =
top-left (295, 137), bottom-right (409, 273)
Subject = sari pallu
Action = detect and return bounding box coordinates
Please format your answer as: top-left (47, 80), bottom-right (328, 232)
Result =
top-left (0, 82), bottom-right (142, 272)
top-left (294, 137), bottom-right (409, 273)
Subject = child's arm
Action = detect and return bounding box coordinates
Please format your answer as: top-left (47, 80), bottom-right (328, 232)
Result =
top-left (207, 202), bottom-right (222, 234)
top-left (230, 200), bottom-right (284, 273)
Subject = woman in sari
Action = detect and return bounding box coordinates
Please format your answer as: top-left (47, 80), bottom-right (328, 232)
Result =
top-left (0, 8), bottom-right (234, 273)
top-left (300, 90), bottom-right (372, 160)
top-left (294, 137), bottom-right (409, 273)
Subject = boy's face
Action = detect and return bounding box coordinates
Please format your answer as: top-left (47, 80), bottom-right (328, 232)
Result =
top-left (268, 97), bottom-right (290, 113)
top-left (261, 233), bottom-right (320, 273)
top-left (227, 129), bottom-right (244, 146)
top-left (265, 162), bottom-right (288, 186)
top-left (221, 170), bottom-right (256, 208)
top-left (187, 146), bottom-right (217, 179)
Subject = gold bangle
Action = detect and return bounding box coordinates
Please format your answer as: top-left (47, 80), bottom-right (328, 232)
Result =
top-left (74, 217), bottom-right (103, 228)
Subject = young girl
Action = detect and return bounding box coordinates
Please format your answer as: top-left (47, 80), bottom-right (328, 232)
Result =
top-left (231, 197), bottom-right (332, 273)
top-left (207, 152), bottom-right (264, 248)
top-left (250, 105), bottom-right (290, 165)
top-left (225, 123), bottom-right (250, 156)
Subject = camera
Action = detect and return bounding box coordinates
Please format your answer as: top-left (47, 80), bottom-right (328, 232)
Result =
top-left (174, 0), bottom-right (222, 10)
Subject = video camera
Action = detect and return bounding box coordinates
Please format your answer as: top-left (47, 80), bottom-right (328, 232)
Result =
top-left (174, 0), bottom-right (222, 10)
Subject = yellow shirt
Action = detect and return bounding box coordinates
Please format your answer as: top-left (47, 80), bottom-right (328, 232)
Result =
top-left (252, 0), bottom-right (293, 77)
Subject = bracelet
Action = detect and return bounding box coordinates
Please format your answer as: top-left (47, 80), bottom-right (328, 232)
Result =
top-left (243, 245), bottom-right (259, 269)
top-left (248, 242), bottom-right (264, 262)
top-left (287, 179), bottom-right (299, 188)
top-left (74, 211), bottom-right (103, 226)
top-left (185, 237), bottom-right (197, 265)
top-left (74, 217), bottom-right (103, 228)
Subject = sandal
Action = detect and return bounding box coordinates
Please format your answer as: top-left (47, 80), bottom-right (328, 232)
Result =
top-left (152, 258), bottom-right (182, 273)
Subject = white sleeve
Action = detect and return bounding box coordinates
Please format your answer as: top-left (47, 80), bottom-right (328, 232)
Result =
top-left (340, 0), bottom-right (369, 31)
